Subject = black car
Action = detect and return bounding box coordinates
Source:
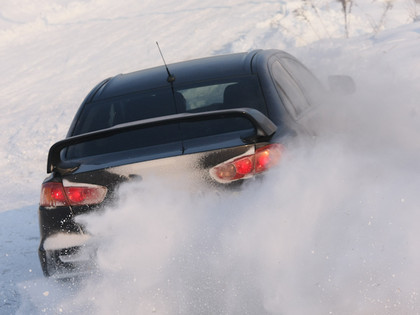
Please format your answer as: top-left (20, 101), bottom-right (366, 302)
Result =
top-left (38, 49), bottom-right (354, 277)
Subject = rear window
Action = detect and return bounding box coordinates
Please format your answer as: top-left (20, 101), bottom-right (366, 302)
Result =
top-left (66, 76), bottom-right (266, 160)
top-left (72, 76), bottom-right (266, 135)
top-left (178, 76), bottom-right (267, 115)
top-left (72, 88), bottom-right (176, 135)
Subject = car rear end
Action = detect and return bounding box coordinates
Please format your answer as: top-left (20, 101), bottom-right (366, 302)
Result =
top-left (38, 51), bottom-right (287, 277)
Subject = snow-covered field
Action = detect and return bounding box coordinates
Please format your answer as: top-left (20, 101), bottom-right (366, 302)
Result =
top-left (1, 0), bottom-right (419, 313)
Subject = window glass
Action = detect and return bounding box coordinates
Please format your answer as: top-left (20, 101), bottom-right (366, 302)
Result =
top-left (66, 76), bottom-right (267, 160)
top-left (279, 57), bottom-right (324, 104)
top-left (176, 76), bottom-right (267, 115)
top-left (73, 88), bottom-right (176, 135)
top-left (271, 61), bottom-right (309, 118)
top-left (180, 83), bottom-right (229, 111)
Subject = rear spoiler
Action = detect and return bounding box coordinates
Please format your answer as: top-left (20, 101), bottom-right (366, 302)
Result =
top-left (47, 108), bottom-right (277, 174)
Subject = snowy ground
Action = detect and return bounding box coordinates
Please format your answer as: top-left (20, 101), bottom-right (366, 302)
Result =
top-left (1, 0), bottom-right (420, 314)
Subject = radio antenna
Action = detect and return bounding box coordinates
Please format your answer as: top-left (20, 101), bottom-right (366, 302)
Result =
top-left (156, 41), bottom-right (175, 83)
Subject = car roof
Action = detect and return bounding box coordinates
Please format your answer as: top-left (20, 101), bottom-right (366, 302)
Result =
top-left (91, 50), bottom-right (263, 101)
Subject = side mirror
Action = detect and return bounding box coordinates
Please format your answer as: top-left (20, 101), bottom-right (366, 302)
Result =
top-left (328, 75), bottom-right (356, 95)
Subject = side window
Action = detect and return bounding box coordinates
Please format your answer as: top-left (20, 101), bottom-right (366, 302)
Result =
top-left (280, 57), bottom-right (324, 105)
top-left (270, 60), bottom-right (309, 118)
top-left (270, 57), bottom-right (323, 119)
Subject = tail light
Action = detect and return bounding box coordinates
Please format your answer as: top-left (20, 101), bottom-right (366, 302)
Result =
top-left (210, 143), bottom-right (283, 183)
top-left (40, 182), bottom-right (107, 207)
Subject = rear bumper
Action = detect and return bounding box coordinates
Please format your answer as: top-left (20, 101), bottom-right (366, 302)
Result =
top-left (38, 232), bottom-right (96, 277)
top-left (38, 205), bottom-right (95, 277)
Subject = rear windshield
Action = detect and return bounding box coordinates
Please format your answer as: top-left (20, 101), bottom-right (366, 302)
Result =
top-left (66, 76), bottom-right (266, 160)
top-left (177, 76), bottom-right (267, 115)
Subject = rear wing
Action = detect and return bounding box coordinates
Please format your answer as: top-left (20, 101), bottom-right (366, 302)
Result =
top-left (47, 108), bottom-right (277, 174)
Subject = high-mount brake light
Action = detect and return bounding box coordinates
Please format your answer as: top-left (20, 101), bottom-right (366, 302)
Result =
top-left (40, 182), bottom-right (107, 207)
top-left (211, 143), bottom-right (283, 183)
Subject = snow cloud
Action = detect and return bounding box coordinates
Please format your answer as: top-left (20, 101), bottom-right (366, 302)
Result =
top-left (62, 51), bottom-right (420, 313)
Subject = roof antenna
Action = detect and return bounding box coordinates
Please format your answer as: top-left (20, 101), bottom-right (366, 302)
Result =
top-left (156, 41), bottom-right (175, 83)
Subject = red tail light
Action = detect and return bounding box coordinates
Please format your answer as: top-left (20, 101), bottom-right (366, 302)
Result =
top-left (210, 143), bottom-right (283, 183)
top-left (40, 182), bottom-right (107, 207)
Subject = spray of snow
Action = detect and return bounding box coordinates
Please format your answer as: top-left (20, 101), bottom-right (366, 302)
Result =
top-left (39, 46), bottom-right (420, 313)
